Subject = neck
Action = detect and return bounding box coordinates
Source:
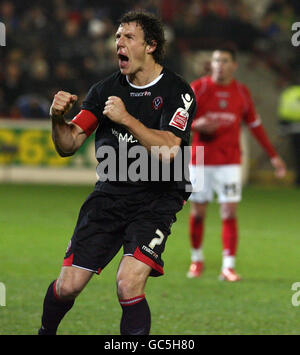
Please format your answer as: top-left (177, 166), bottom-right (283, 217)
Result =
top-left (211, 75), bottom-right (233, 86)
top-left (128, 62), bottom-right (163, 87)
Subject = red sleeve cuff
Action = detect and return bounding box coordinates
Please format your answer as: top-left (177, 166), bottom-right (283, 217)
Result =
top-left (72, 110), bottom-right (98, 137)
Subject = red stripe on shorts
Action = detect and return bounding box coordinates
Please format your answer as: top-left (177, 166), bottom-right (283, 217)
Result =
top-left (133, 247), bottom-right (164, 276)
top-left (63, 253), bottom-right (74, 267)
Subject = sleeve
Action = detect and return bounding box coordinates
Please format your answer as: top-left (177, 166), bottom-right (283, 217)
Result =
top-left (241, 85), bottom-right (277, 158)
top-left (241, 85), bottom-right (261, 128)
top-left (189, 80), bottom-right (197, 95)
top-left (190, 78), bottom-right (205, 99)
top-left (81, 83), bottom-right (104, 118)
top-left (160, 83), bottom-right (196, 143)
top-left (190, 78), bottom-right (207, 130)
top-left (249, 124), bottom-right (278, 158)
top-left (72, 83), bottom-right (104, 137)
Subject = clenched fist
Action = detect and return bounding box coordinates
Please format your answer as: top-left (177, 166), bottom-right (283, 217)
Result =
top-left (50, 91), bottom-right (78, 118)
top-left (103, 96), bottom-right (129, 125)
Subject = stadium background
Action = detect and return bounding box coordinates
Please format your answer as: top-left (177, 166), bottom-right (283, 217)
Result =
top-left (0, 0), bottom-right (300, 335)
top-left (1, 0), bottom-right (300, 184)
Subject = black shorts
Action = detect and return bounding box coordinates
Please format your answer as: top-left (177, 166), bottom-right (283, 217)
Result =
top-left (63, 189), bottom-right (184, 277)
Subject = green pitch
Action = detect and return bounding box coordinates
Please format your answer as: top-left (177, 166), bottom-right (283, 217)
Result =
top-left (0, 183), bottom-right (299, 335)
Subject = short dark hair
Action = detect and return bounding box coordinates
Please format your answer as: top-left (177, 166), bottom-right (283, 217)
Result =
top-left (119, 10), bottom-right (166, 64)
top-left (213, 44), bottom-right (237, 61)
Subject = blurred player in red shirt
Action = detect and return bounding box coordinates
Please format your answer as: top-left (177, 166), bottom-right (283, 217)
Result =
top-left (187, 47), bottom-right (286, 281)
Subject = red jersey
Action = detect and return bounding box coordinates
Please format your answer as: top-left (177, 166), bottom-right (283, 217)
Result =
top-left (190, 76), bottom-right (277, 165)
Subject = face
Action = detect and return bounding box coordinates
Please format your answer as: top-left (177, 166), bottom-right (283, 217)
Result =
top-left (115, 22), bottom-right (154, 76)
top-left (211, 51), bottom-right (237, 84)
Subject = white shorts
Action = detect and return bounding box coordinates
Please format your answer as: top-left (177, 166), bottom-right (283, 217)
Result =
top-left (189, 164), bottom-right (242, 203)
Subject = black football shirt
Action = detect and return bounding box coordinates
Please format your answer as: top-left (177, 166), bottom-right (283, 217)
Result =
top-left (78, 67), bottom-right (196, 200)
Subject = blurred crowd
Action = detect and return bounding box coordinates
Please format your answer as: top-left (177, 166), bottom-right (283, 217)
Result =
top-left (0, 0), bottom-right (299, 119)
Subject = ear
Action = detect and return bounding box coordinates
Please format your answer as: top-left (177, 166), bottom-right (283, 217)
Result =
top-left (146, 40), bottom-right (157, 54)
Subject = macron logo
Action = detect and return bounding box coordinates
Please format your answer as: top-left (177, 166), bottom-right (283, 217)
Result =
top-left (130, 91), bottom-right (151, 97)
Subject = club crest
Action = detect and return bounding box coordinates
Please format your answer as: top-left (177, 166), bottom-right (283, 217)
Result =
top-left (152, 96), bottom-right (163, 110)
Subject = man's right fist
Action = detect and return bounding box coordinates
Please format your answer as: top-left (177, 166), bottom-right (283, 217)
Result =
top-left (50, 91), bottom-right (78, 117)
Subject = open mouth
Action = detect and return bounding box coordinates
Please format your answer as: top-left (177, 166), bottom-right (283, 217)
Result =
top-left (118, 54), bottom-right (129, 68)
top-left (119, 54), bottom-right (129, 61)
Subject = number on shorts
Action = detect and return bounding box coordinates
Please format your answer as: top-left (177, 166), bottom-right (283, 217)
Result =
top-left (223, 183), bottom-right (238, 197)
top-left (149, 229), bottom-right (165, 249)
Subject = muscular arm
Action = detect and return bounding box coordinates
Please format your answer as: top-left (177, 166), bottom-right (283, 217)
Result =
top-left (124, 115), bottom-right (181, 159)
top-left (103, 96), bottom-right (182, 161)
top-left (50, 91), bottom-right (88, 157)
top-left (51, 116), bottom-right (87, 157)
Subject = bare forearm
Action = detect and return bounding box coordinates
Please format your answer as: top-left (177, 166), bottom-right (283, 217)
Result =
top-left (123, 114), bottom-right (181, 157)
top-left (49, 91), bottom-right (85, 157)
top-left (103, 96), bottom-right (181, 160)
top-left (51, 116), bottom-right (78, 157)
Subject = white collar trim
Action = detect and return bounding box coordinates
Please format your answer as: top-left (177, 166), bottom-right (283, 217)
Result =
top-left (126, 73), bottom-right (164, 89)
